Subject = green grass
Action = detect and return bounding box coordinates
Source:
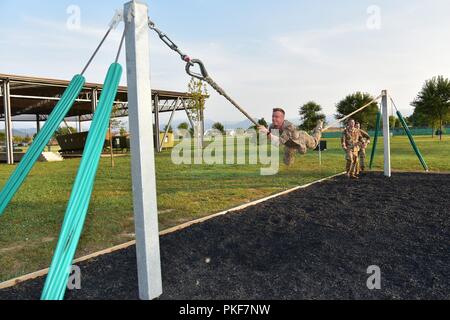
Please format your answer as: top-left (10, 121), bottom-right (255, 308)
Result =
top-left (0, 135), bottom-right (448, 281)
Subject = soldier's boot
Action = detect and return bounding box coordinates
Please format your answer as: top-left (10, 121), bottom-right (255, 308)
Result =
top-left (346, 159), bottom-right (352, 177)
top-left (352, 154), bottom-right (360, 178)
top-left (284, 146), bottom-right (297, 166)
top-left (359, 157), bottom-right (365, 173)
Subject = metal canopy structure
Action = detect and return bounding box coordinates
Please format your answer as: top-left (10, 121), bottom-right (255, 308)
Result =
top-left (0, 73), bottom-right (196, 121)
top-left (0, 72), bottom-right (205, 163)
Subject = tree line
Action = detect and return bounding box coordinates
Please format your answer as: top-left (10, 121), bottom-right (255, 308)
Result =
top-left (298, 76), bottom-right (449, 140)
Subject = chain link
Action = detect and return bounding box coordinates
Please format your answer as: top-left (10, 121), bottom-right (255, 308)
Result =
top-left (147, 18), bottom-right (259, 126)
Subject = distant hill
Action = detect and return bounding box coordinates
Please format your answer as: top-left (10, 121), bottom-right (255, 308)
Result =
top-left (0, 129), bottom-right (37, 137)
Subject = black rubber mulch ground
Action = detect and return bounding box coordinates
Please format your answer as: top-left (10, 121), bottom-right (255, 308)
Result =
top-left (1, 172), bottom-right (449, 300)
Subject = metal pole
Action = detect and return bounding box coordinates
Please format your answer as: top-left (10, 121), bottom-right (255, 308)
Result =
top-left (124, 0), bottom-right (162, 300)
top-left (91, 88), bottom-right (98, 113)
top-left (154, 94), bottom-right (161, 152)
top-left (369, 111), bottom-right (382, 169)
top-left (182, 99), bottom-right (195, 130)
top-left (318, 140), bottom-right (322, 166)
top-left (396, 110), bottom-right (429, 172)
top-left (3, 80), bottom-right (14, 164)
top-left (36, 114), bottom-right (41, 133)
top-left (200, 105), bottom-right (205, 148)
top-left (381, 90), bottom-right (391, 177)
top-left (159, 98), bottom-right (178, 152)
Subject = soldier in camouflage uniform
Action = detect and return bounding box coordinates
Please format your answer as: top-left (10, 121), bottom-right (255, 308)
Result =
top-left (355, 122), bottom-right (371, 173)
top-left (258, 108), bottom-right (323, 166)
top-left (341, 119), bottom-right (366, 178)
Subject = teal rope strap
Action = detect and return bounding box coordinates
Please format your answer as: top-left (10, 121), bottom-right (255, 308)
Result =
top-left (396, 110), bottom-right (429, 172)
top-left (0, 75), bottom-right (85, 216)
top-left (41, 63), bottom-right (122, 300)
top-left (369, 111), bottom-right (382, 169)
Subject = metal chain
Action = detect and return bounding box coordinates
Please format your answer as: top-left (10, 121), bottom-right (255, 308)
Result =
top-left (148, 18), bottom-right (259, 126)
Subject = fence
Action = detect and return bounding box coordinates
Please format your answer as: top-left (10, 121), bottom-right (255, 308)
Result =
top-left (322, 126), bottom-right (449, 139)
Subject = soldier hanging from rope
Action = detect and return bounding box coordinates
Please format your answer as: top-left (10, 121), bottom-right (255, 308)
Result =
top-left (258, 108), bottom-right (323, 166)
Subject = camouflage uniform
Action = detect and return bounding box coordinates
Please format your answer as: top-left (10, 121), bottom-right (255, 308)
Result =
top-left (341, 127), bottom-right (365, 177)
top-left (269, 120), bottom-right (322, 166)
top-left (358, 129), bottom-right (371, 172)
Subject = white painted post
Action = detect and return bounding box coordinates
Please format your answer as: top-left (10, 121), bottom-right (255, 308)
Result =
top-left (2, 80), bottom-right (14, 165)
top-left (381, 90), bottom-right (391, 177)
top-left (124, 0), bottom-right (163, 300)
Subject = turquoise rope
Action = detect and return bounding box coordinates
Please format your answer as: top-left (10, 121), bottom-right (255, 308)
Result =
top-left (0, 75), bottom-right (85, 216)
top-left (41, 63), bottom-right (122, 300)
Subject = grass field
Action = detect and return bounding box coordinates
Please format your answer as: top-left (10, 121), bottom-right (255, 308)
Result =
top-left (0, 136), bottom-right (448, 282)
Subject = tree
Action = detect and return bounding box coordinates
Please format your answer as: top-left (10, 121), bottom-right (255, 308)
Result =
top-left (248, 118), bottom-right (269, 145)
top-left (187, 78), bottom-right (208, 123)
top-left (389, 116), bottom-right (400, 129)
top-left (411, 76), bottom-right (450, 140)
top-left (54, 126), bottom-right (77, 136)
top-left (335, 92), bottom-right (379, 129)
top-left (177, 122), bottom-right (189, 131)
top-left (163, 125), bottom-right (173, 133)
top-left (13, 136), bottom-right (23, 144)
top-left (249, 118), bottom-right (268, 130)
top-left (119, 127), bottom-right (128, 136)
top-left (212, 122), bottom-right (226, 135)
top-left (299, 101), bottom-right (326, 131)
top-left (109, 104), bottom-right (123, 135)
top-left (187, 78), bottom-right (208, 147)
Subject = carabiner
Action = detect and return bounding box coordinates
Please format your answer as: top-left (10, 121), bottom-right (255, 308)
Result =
top-left (185, 59), bottom-right (209, 80)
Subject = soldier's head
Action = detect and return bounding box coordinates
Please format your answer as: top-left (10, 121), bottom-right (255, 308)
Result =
top-left (355, 122), bottom-right (361, 129)
top-left (347, 119), bottom-right (355, 129)
top-left (272, 108), bottom-right (286, 129)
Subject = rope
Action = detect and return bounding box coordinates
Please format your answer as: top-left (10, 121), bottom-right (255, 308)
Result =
top-left (323, 95), bottom-right (382, 132)
top-left (81, 27), bottom-right (113, 75)
top-left (115, 27), bottom-right (126, 63)
top-left (148, 19), bottom-right (259, 126)
top-left (148, 18), bottom-right (383, 130)
top-left (203, 76), bottom-right (259, 126)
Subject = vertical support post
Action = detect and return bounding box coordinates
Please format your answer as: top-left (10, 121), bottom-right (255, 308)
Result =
top-left (124, 0), bottom-right (162, 300)
top-left (3, 80), bottom-right (14, 165)
top-left (182, 99), bottom-right (195, 130)
top-left (36, 114), bottom-right (41, 133)
top-left (200, 105), bottom-right (205, 148)
top-left (78, 115), bottom-right (82, 133)
top-left (154, 94), bottom-right (161, 152)
top-left (91, 88), bottom-right (98, 113)
top-left (159, 98), bottom-right (178, 152)
top-left (381, 90), bottom-right (391, 177)
top-left (369, 111), bottom-right (382, 169)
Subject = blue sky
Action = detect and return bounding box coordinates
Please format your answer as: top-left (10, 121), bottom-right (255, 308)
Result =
top-left (1, 0), bottom-right (450, 128)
